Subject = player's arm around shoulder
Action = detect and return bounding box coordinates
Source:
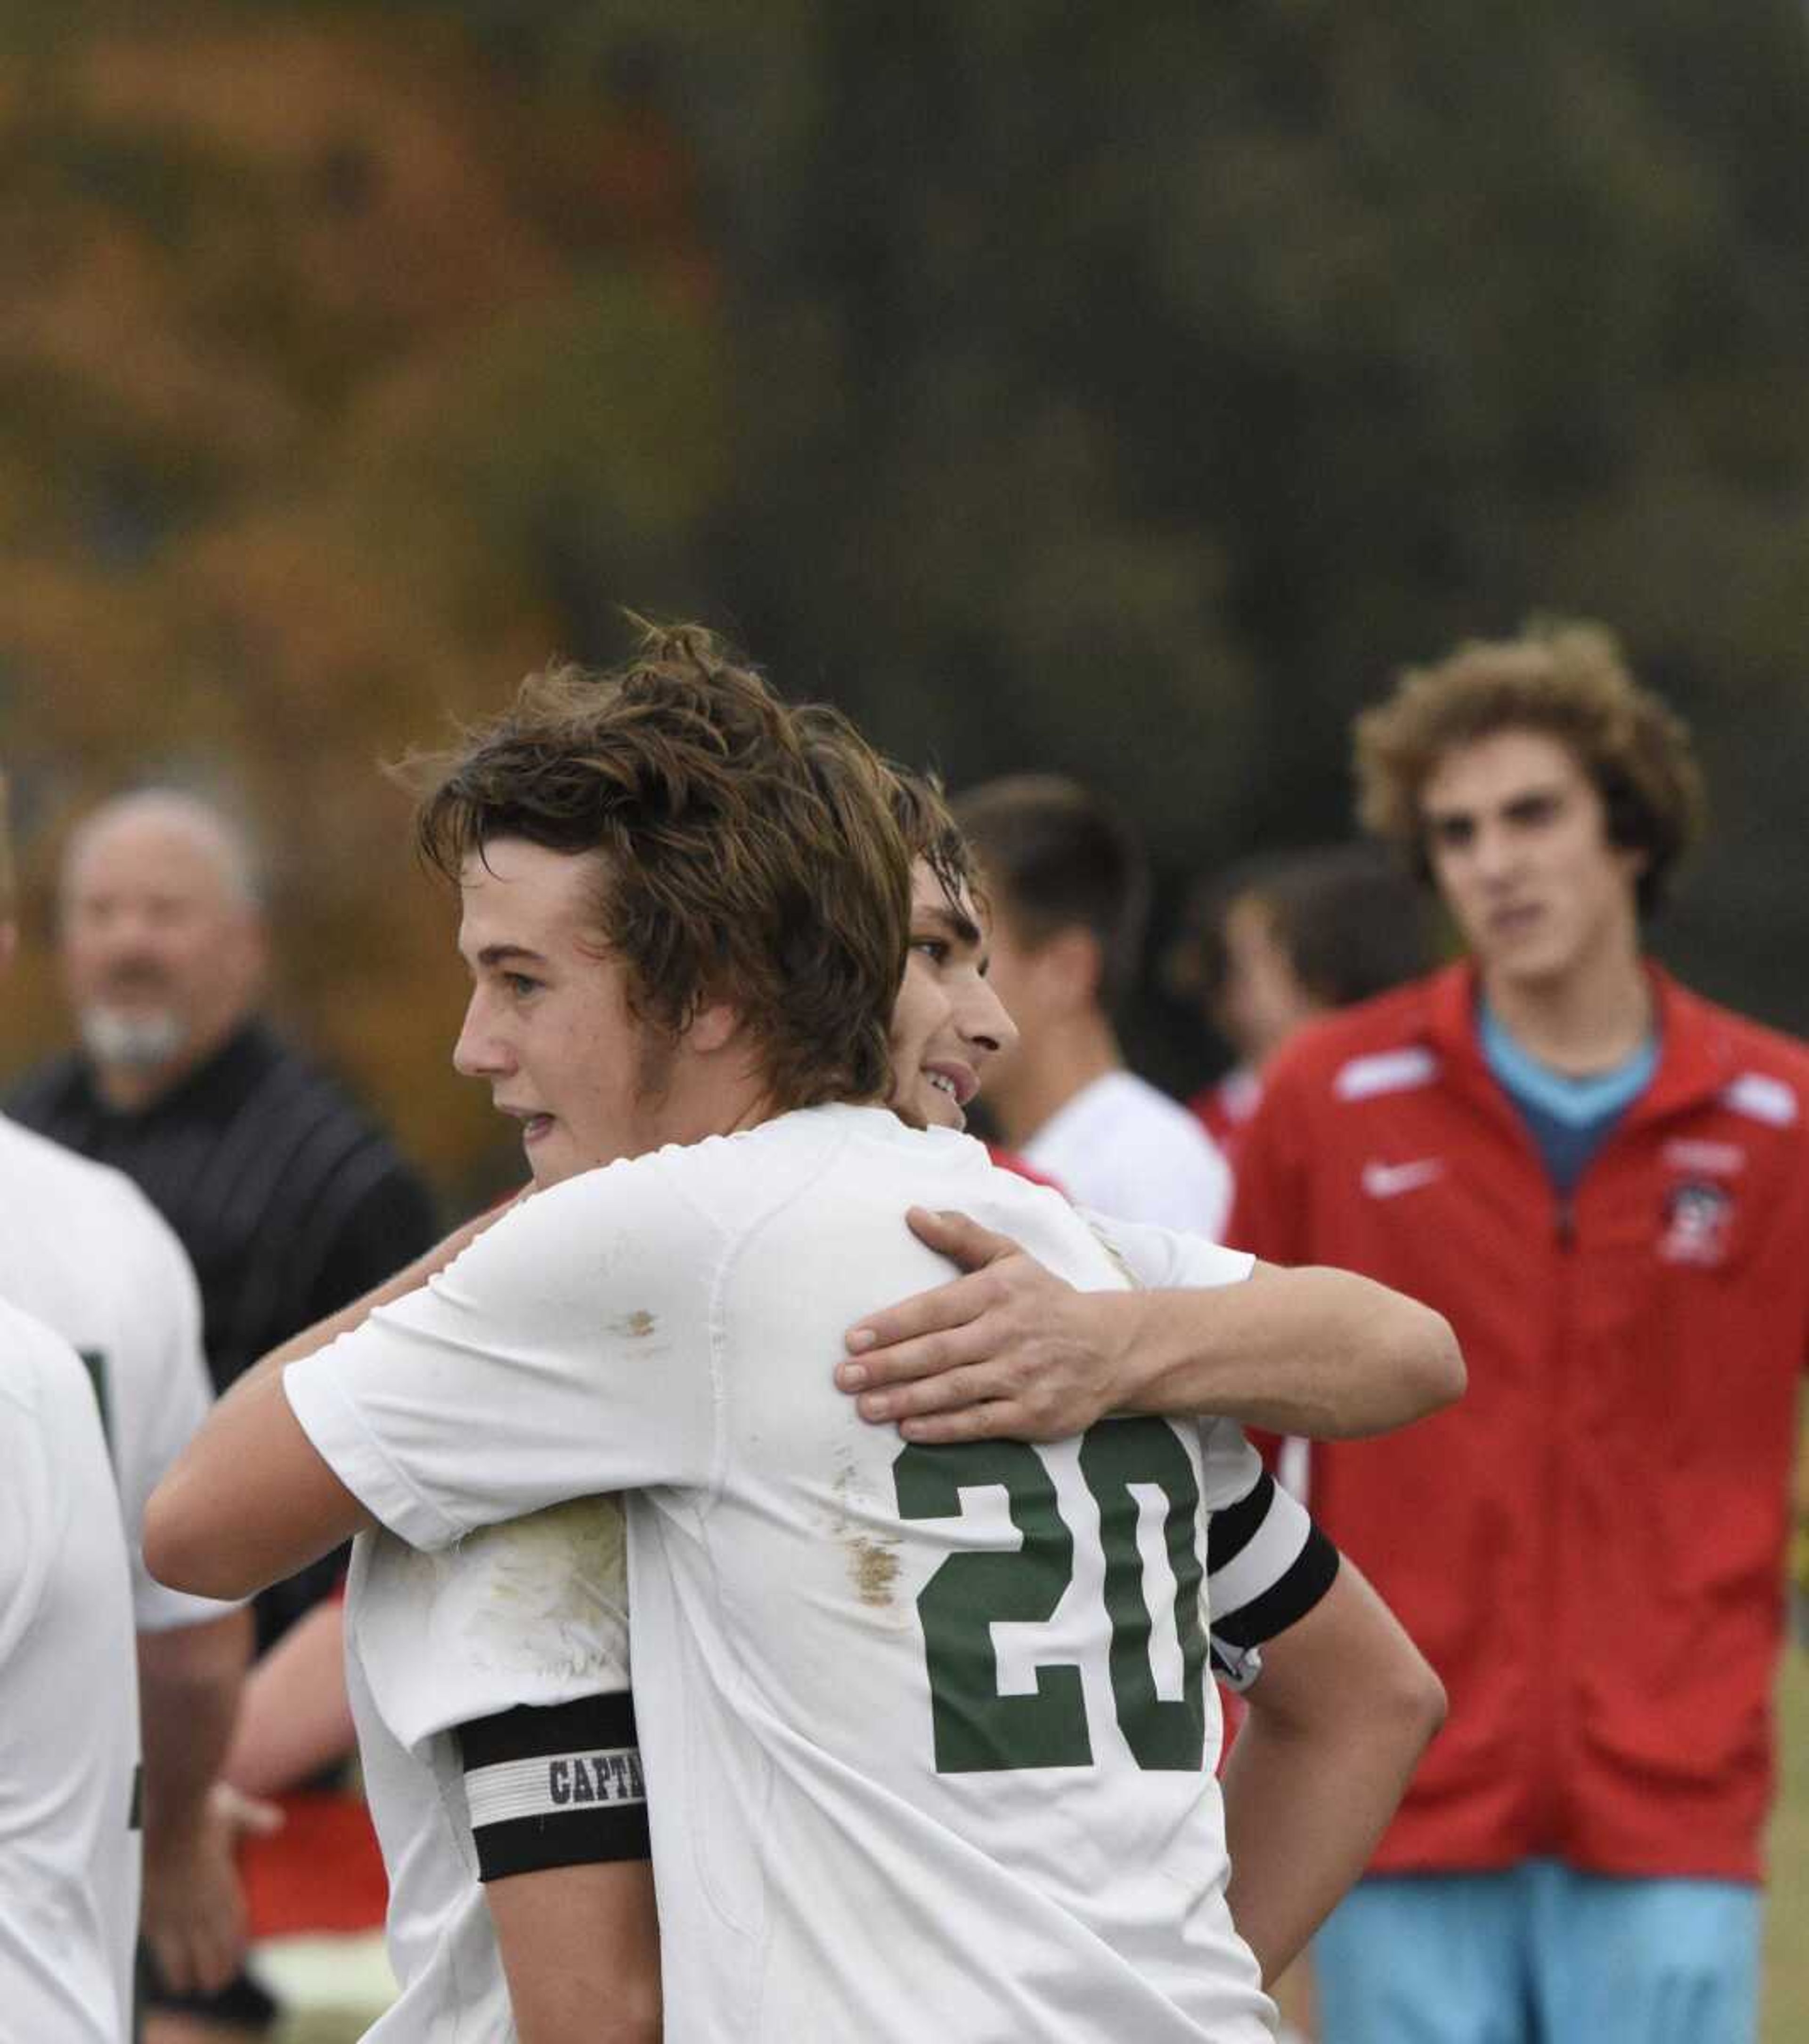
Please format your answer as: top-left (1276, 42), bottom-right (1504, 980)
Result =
top-left (1120, 1255), bottom-right (1466, 1440)
top-left (149, 1160), bottom-right (719, 1599)
top-left (836, 1205), bottom-right (1462, 1445)
top-left (1221, 1553), bottom-right (1446, 1985)
top-left (143, 1196), bottom-right (525, 1601)
top-left (144, 1360), bottom-right (371, 1604)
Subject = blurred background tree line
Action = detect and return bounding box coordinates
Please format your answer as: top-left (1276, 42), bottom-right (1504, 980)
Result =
top-left (2, 0), bottom-right (1806, 1198)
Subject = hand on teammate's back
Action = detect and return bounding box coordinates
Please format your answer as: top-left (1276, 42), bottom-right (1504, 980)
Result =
top-left (838, 1207), bottom-right (1125, 1443)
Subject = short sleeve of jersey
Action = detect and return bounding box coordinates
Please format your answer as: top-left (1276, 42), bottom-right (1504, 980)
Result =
top-left (1199, 1417), bottom-right (1339, 1692)
top-left (114, 1210), bottom-right (233, 1633)
top-left (284, 1155), bottom-right (725, 1551)
top-left (1078, 1210), bottom-right (1255, 1292)
top-left (351, 1495), bottom-right (643, 1882)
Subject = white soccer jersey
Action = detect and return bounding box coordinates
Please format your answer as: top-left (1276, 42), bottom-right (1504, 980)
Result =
top-left (289, 1107), bottom-right (1310, 2042)
top-left (345, 1494), bottom-right (639, 2042)
top-left (1026, 1068), bottom-right (1234, 1239)
top-left (290, 1120), bottom-right (1316, 2044)
top-left (336, 1146), bottom-right (1322, 2043)
top-left (0, 1299), bottom-right (141, 2044)
top-left (290, 1112), bottom-right (1267, 2036)
top-left (0, 1114), bottom-right (227, 1632)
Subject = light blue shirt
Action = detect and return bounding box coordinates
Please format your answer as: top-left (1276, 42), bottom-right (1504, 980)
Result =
top-left (1479, 1003), bottom-right (1657, 1196)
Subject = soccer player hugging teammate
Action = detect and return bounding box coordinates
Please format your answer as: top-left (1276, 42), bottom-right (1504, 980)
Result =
top-left (149, 625), bottom-right (1456, 2043)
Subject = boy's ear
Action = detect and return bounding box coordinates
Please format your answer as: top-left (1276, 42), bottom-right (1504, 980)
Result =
top-left (686, 996), bottom-right (743, 1056)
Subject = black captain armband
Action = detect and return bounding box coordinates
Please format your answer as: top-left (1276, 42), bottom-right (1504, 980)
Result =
top-left (1206, 1470), bottom-right (1341, 1693)
top-left (456, 1691), bottom-right (650, 1881)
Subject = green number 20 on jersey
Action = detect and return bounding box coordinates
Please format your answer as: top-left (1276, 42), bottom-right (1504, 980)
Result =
top-left (895, 1417), bottom-right (1209, 1775)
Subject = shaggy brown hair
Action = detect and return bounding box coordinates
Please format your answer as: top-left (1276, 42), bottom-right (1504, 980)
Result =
top-left (409, 623), bottom-right (911, 1112)
top-left (790, 713), bottom-right (989, 959)
top-left (818, 733), bottom-right (978, 920)
top-left (1353, 619), bottom-right (1705, 918)
top-left (898, 774), bottom-right (985, 920)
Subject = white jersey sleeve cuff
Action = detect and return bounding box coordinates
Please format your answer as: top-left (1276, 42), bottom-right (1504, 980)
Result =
top-left (283, 1356), bottom-right (465, 1552)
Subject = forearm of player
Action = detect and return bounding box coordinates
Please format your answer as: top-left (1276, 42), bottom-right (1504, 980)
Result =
top-left (1110, 1264), bottom-right (1465, 1439)
top-left (840, 1215), bottom-right (1462, 1443)
top-left (139, 1606), bottom-right (252, 1846)
top-left (145, 1205), bottom-right (521, 1599)
top-left (486, 1860), bottom-right (662, 2044)
top-left (1219, 1560), bottom-right (1446, 1984)
top-left (224, 1597), bottom-right (356, 1796)
top-left (137, 1605), bottom-right (255, 1993)
top-left (145, 1371), bottom-right (373, 1601)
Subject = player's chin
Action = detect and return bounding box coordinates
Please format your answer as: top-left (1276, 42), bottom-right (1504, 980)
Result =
top-left (523, 1131), bottom-right (577, 1190)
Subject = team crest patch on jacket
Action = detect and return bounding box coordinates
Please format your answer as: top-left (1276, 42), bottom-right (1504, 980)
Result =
top-left (1659, 1180), bottom-right (1735, 1267)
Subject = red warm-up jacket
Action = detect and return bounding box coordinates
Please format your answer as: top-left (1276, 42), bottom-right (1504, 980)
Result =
top-left (1228, 962), bottom-right (1809, 1881)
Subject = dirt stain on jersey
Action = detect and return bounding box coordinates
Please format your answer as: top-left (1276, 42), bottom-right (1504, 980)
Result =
top-left (457, 1496), bottom-right (630, 1679)
top-left (831, 1456), bottom-right (902, 1609)
top-left (611, 1309), bottom-right (657, 1339)
top-left (849, 1535), bottom-right (901, 1607)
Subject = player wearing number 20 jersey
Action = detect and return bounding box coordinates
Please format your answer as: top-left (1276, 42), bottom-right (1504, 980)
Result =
top-left (285, 1104), bottom-right (1336, 2043)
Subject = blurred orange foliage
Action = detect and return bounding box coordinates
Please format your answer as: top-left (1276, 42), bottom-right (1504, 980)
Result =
top-left (0, 3), bottom-right (721, 1198)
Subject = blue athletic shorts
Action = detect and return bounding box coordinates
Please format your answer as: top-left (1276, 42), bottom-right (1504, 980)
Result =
top-left (1312, 1860), bottom-right (1760, 2044)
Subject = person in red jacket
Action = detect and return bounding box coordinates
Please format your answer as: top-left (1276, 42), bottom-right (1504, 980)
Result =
top-left (1228, 619), bottom-right (1806, 2044)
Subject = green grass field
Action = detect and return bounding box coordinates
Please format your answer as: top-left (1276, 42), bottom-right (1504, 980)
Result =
top-left (1763, 1642), bottom-right (1809, 2043)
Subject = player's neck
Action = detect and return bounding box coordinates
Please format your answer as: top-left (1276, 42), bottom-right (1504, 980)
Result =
top-left (989, 1015), bottom-right (1120, 1149)
top-left (664, 1067), bottom-right (788, 1149)
top-left (1478, 939), bottom-right (1652, 1077)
